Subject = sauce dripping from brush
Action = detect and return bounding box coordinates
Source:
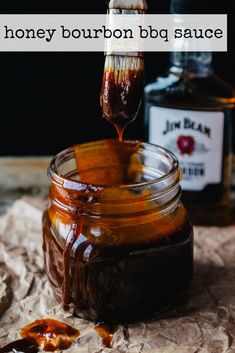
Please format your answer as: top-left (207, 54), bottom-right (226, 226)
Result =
top-left (100, 56), bottom-right (144, 141)
top-left (116, 125), bottom-right (124, 142)
top-left (62, 224), bottom-right (82, 310)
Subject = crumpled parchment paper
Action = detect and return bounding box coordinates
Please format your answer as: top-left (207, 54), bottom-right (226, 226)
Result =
top-left (0, 198), bottom-right (235, 353)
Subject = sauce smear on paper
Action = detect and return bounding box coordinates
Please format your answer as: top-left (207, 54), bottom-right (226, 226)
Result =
top-left (94, 323), bottom-right (118, 348)
top-left (0, 318), bottom-right (80, 353)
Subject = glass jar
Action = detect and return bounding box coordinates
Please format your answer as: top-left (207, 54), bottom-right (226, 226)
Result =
top-left (42, 139), bottom-right (193, 323)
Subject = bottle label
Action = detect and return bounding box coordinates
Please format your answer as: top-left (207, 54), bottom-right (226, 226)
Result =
top-left (149, 106), bottom-right (224, 191)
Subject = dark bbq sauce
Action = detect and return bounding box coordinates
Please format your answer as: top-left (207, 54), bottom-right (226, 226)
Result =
top-left (0, 338), bottom-right (38, 353)
top-left (43, 140), bottom-right (193, 323)
top-left (100, 61), bottom-right (144, 141)
top-left (0, 318), bottom-right (80, 353)
top-left (43, 207), bottom-right (193, 323)
top-left (62, 224), bottom-right (83, 310)
top-left (0, 319), bottom-right (117, 351)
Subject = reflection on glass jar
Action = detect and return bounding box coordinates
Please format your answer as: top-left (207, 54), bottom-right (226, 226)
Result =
top-left (42, 139), bottom-right (193, 322)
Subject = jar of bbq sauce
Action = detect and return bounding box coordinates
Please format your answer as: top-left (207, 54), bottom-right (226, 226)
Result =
top-left (42, 139), bottom-right (193, 323)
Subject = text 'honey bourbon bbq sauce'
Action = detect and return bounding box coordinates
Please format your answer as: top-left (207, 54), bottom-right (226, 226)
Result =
top-left (43, 140), bottom-right (193, 323)
top-left (100, 56), bottom-right (144, 141)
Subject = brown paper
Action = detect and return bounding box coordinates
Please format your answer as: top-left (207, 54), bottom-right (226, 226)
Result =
top-left (0, 198), bottom-right (235, 352)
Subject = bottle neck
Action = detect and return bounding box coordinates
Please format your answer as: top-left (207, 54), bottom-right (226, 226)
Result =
top-left (169, 52), bottom-right (213, 77)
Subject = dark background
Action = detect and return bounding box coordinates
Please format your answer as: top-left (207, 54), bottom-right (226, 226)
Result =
top-left (0, 0), bottom-right (234, 156)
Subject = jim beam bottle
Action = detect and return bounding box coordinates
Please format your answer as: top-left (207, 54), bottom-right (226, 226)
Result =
top-left (144, 2), bottom-right (235, 224)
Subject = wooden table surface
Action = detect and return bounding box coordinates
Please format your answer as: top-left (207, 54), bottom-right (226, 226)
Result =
top-left (0, 157), bottom-right (50, 214)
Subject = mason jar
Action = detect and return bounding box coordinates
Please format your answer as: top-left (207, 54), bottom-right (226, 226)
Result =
top-left (42, 139), bottom-right (193, 322)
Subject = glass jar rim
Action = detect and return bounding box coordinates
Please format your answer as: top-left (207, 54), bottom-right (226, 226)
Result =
top-left (48, 139), bottom-right (180, 191)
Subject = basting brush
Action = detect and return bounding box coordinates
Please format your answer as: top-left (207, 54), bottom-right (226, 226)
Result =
top-left (100, 0), bottom-right (148, 141)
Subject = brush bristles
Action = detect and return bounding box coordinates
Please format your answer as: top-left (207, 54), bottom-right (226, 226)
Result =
top-left (105, 55), bottom-right (144, 71)
top-left (104, 55), bottom-right (144, 85)
top-left (109, 0), bottom-right (148, 11)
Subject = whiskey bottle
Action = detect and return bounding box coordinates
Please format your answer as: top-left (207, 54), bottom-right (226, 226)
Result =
top-left (144, 0), bottom-right (235, 225)
top-left (144, 50), bottom-right (235, 224)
